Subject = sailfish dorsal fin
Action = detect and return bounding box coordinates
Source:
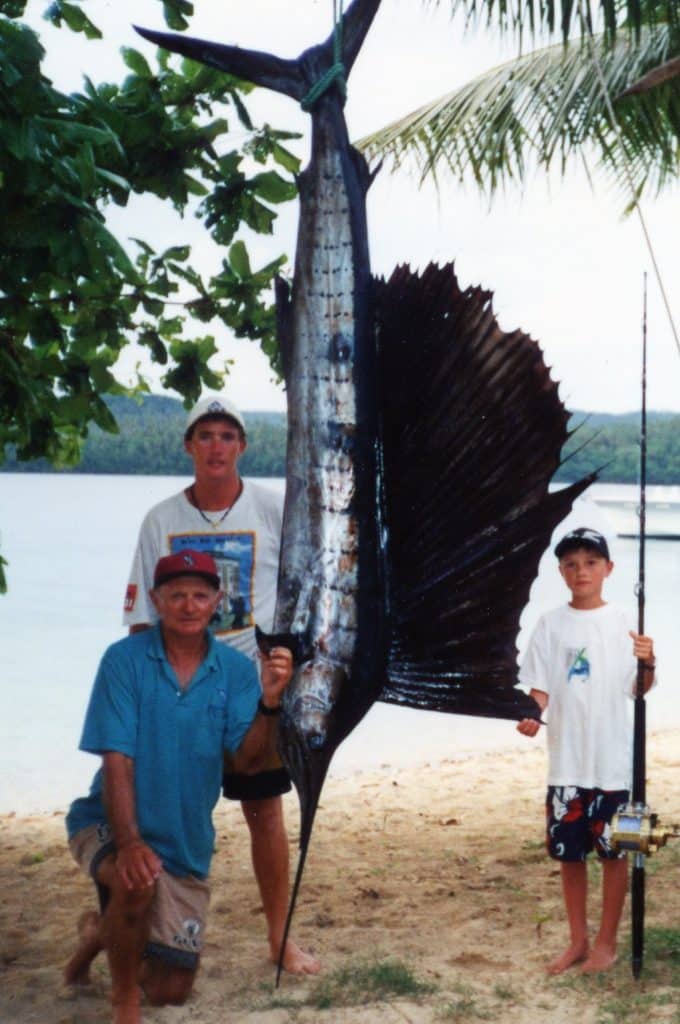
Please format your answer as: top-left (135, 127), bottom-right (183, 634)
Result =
top-left (374, 262), bottom-right (593, 719)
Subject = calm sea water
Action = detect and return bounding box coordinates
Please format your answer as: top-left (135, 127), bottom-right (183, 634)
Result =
top-left (1, 473), bottom-right (678, 814)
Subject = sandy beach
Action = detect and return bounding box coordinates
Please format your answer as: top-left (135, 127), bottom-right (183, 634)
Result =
top-left (2, 731), bottom-right (680, 1024)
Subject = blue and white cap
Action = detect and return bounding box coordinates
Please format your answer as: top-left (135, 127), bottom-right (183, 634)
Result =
top-left (554, 527), bottom-right (610, 561)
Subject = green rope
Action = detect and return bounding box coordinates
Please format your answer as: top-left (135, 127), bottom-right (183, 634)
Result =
top-left (301, 0), bottom-right (346, 110)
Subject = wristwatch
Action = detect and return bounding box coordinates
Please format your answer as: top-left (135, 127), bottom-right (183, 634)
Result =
top-left (257, 697), bottom-right (281, 716)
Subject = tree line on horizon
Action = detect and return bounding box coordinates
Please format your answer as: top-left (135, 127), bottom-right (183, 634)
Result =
top-left (2, 394), bottom-right (679, 484)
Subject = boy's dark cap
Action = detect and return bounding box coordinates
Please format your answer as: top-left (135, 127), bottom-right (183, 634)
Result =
top-left (153, 550), bottom-right (220, 589)
top-left (554, 527), bottom-right (610, 561)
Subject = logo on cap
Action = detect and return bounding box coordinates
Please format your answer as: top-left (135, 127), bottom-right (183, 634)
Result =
top-left (554, 526), bottom-right (610, 560)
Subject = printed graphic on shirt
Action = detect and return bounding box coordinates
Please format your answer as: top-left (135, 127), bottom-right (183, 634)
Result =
top-left (169, 531), bottom-right (255, 636)
top-left (124, 583), bottom-right (138, 613)
top-left (567, 646), bottom-right (590, 683)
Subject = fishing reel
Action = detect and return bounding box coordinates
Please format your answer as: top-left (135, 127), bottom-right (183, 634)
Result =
top-left (610, 803), bottom-right (680, 856)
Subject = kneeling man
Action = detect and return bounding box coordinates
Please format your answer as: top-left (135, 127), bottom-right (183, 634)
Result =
top-left (64, 550), bottom-right (292, 1023)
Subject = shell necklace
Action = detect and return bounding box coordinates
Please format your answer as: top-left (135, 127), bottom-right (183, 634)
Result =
top-left (189, 480), bottom-right (243, 529)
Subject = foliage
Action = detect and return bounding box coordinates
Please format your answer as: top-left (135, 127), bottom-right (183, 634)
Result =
top-left (558, 410), bottom-right (680, 483)
top-left (443, 0), bottom-right (680, 44)
top-left (1, 394), bottom-right (287, 476)
top-left (358, 24), bottom-right (680, 201)
top-left (0, 8), bottom-right (297, 464)
top-left (0, 0), bottom-right (300, 590)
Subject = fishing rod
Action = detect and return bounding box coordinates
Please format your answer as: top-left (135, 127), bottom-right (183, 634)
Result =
top-left (610, 273), bottom-right (680, 978)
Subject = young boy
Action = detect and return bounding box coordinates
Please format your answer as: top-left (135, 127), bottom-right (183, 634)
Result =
top-left (517, 527), bottom-right (656, 975)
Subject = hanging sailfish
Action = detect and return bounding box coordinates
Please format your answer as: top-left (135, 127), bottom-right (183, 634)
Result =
top-left (135, 0), bottom-right (591, 970)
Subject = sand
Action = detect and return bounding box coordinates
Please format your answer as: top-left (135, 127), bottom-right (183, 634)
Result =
top-left (2, 731), bottom-right (680, 1023)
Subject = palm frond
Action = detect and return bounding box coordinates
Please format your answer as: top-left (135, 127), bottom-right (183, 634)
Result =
top-left (620, 53), bottom-right (680, 92)
top-left (438, 0), bottom-right (680, 44)
top-left (357, 25), bottom-right (680, 200)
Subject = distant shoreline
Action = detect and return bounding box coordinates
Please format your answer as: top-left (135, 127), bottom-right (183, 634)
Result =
top-left (3, 394), bottom-right (679, 484)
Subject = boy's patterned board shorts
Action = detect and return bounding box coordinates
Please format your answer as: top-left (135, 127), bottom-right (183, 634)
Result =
top-left (69, 823), bottom-right (210, 970)
top-left (545, 786), bottom-right (629, 862)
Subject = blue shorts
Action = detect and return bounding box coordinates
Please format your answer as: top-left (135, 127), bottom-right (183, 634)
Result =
top-left (546, 786), bottom-right (629, 862)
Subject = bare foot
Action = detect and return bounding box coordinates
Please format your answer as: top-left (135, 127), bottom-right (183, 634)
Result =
top-left (63, 910), bottom-right (103, 985)
top-left (271, 938), bottom-right (321, 976)
top-left (546, 941), bottom-right (589, 975)
top-left (112, 999), bottom-right (142, 1024)
top-left (579, 944), bottom-right (617, 973)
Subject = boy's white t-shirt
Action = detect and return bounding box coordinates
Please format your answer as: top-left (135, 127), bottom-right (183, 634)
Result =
top-left (519, 603), bottom-right (638, 790)
top-left (122, 479), bottom-right (283, 661)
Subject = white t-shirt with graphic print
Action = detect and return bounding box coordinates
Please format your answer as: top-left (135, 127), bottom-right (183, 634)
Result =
top-left (519, 603), bottom-right (637, 790)
top-left (123, 479), bottom-right (283, 661)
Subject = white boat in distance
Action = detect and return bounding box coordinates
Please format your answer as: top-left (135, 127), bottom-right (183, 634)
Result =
top-left (592, 484), bottom-right (680, 540)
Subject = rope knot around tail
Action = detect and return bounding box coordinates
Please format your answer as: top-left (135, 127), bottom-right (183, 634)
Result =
top-left (301, 0), bottom-right (346, 110)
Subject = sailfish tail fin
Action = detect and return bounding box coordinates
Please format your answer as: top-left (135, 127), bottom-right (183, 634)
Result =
top-left (134, 0), bottom-right (380, 102)
top-left (132, 25), bottom-right (304, 100)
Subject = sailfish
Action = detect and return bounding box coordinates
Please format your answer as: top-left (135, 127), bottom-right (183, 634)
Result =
top-left (135, 0), bottom-right (591, 971)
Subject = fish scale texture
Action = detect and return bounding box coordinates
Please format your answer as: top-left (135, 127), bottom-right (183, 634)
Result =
top-left (376, 262), bottom-right (593, 719)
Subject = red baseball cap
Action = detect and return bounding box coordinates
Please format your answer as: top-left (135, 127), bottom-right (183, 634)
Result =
top-left (153, 550), bottom-right (221, 589)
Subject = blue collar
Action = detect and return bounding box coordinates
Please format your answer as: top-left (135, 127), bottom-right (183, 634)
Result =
top-left (148, 623), bottom-right (218, 678)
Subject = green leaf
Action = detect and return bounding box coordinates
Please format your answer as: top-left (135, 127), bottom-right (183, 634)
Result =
top-left (122, 47), bottom-right (153, 79)
top-left (158, 316), bottom-right (184, 338)
top-left (228, 240), bottom-right (251, 279)
top-left (251, 170), bottom-right (298, 204)
top-left (95, 167), bottom-right (132, 193)
top-left (184, 174), bottom-right (210, 197)
top-left (161, 245), bottom-right (191, 263)
top-left (231, 90), bottom-right (254, 131)
top-left (162, 0), bottom-right (193, 31)
top-left (140, 296), bottom-right (166, 317)
top-left (36, 118), bottom-right (118, 148)
top-left (48, 1), bottom-right (102, 39)
top-left (139, 328), bottom-right (168, 364)
top-left (271, 141), bottom-right (302, 175)
top-left (1, 1), bottom-right (26, 19)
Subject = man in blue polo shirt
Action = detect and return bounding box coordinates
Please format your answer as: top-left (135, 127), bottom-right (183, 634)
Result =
top-left (64, 550), bottom-right (292, 1024)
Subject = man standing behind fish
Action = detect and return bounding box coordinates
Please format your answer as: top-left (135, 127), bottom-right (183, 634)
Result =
top-left (122, 395), bottom-right (320, 976)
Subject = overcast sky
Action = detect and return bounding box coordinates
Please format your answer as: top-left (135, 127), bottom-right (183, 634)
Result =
top-left (25, 0), bottom-right (680, 413)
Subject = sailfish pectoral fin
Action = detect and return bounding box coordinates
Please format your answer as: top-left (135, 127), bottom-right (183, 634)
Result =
top-left (254, 624), bottom-right (309, 665)
top-left (375, 263), bottom-right (593, 722)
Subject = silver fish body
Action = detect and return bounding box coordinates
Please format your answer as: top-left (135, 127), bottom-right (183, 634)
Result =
top-left (275, 100), bottom-right (385, 759)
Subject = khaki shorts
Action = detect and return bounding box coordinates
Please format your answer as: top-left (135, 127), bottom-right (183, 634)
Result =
top-left (69, 824), bottom-right (210, 970)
